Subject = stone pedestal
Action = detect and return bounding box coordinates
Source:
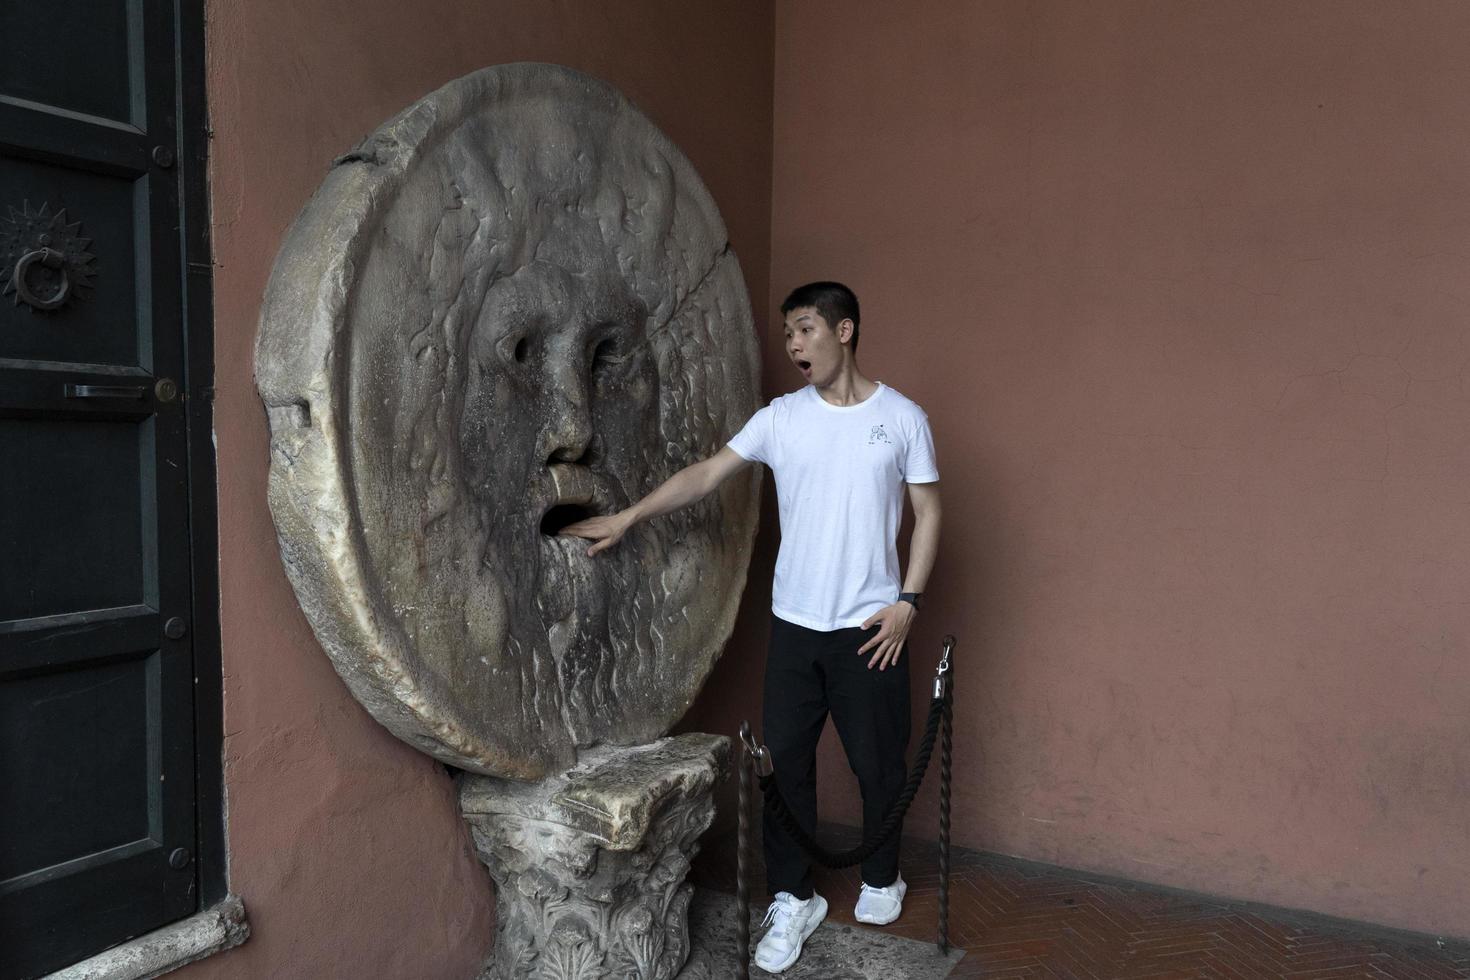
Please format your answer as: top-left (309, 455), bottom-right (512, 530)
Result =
top-left (460, 734), bottom-right (729, 980)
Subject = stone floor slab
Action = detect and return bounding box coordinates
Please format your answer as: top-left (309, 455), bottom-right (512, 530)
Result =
top-left (682, 888), bottom-right (965, 979)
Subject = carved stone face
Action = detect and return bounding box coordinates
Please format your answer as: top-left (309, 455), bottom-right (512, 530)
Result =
top-left (460, 254), bottom-right (657, 558)
top-left (448, 247), bottom-right (667, 748)
top-left (256, 65), bottom-right (760, 780)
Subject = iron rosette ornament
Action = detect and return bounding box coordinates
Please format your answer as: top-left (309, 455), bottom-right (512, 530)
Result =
top-left (0, 202), bottom-right (96, 313)
top-left (255, 64), bottom-right (761, 780)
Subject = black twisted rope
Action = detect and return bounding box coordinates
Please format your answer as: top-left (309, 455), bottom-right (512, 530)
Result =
top-left (736, 750), bottom-right (752, 980)
top-left (938, 680), bottom-right (953, 954)
top-left (758, 691), bottom-right (947, 869)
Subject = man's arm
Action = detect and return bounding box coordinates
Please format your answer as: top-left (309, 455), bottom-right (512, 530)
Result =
top-left (559, 446), bottom-right (753, 556)
top-left (899, 480), bottom-right (941, 596)
top-left (858, 480), bottom-right (942, 670)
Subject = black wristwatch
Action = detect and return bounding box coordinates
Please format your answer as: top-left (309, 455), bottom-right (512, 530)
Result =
top-left (898, 592), bottom-right (923, 610)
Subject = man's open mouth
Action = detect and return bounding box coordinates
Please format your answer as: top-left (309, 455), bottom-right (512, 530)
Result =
top-left (797, 359), bottom-right (811, 372)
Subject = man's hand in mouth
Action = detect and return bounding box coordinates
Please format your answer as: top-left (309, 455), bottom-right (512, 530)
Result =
top-left (559, 511), bottom-right (634, 557)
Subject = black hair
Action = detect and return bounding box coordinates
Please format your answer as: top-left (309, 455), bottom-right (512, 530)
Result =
top-left (781, 281), bottom-right (860, 352)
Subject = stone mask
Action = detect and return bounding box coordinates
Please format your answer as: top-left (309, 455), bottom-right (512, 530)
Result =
top-left (256, 64), bottom-right (760, 780)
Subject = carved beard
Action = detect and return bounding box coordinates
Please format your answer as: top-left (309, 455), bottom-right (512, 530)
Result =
top-left (460, 351), bottom-right (671, 746)
top-left (471, 492), bottom-right (627, 743)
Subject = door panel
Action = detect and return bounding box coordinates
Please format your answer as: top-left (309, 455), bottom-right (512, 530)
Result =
top-left (0, 155), bottom-right (144, 368)
top-left (0, 416), bottom-right (150, 622)
top-left (0, 650), bottom-right (159, 884)
top-left (0, 1), bottom-right (202, 976)
top-left (0, 3), bottom-right (141, 125)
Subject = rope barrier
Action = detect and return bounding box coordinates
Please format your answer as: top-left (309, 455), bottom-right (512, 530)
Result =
top-left (734, 634), bottom-right (956, 971)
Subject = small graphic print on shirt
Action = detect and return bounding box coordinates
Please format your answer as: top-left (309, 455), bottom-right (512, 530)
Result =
top-left (868, 424), bottom-right (891, 445)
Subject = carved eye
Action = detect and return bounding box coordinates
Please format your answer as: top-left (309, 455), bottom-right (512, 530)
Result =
top-left (497, 333), bottom-right (530, 366)
top-left (591, 336), bottom-right (621, 372)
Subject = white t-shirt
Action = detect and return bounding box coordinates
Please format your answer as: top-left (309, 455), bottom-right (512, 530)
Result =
top-left (727, 383), bottom-right (939, 631)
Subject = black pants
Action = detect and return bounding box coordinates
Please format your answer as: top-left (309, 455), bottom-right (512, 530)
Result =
top-left (762, 614), bottom-right (911, 899)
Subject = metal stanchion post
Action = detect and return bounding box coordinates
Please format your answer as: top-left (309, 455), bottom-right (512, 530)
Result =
top-left (934, 635), bottom-right (954, 955)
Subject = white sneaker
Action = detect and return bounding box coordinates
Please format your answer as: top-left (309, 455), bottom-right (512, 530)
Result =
top-left (753, 891), bottom-right (828, 974)
top-left (854, 874), bottom-right (907, 925)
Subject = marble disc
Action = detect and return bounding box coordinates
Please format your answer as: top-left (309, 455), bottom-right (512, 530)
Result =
top-left (255, 63), bottom-right (761, 779)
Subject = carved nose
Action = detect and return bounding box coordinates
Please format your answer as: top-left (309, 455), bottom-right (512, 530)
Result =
top-left (543, 360), bottom-right (594, 464)
top-left (547, 426), bottom-right (591, 463)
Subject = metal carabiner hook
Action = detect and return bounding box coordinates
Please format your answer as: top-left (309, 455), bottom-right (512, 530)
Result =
top-left (933, 634), bottom-right (956, 699)
top-left (738, 720), bottom-right (774, 777)
top-left (739, 720), bottom-right (759, 756)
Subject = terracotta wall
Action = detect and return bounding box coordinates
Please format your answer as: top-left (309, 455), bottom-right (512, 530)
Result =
top-left (748, 0), bottom-right (1470, 938)
top-left (190, 2), bottom-right (774, 976)
top-left (187, 0), bottom-right (1470, 966)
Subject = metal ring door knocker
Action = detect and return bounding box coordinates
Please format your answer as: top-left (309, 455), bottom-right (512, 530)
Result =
top-left (1, 201), bottom-right (97, 314)
top-left (14, 246), bottom-right (70, 311)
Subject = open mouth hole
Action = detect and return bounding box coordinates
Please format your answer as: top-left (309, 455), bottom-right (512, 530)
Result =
top-left (798, 360), bottom-right (811, 370)
top-left (541, 503), bottom-right (595, 536)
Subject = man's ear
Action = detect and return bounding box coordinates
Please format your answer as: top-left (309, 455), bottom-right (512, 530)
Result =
top-left (837, 318), bottom-right (855, 346)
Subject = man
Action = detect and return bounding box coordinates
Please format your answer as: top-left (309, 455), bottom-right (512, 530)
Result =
top-left (562, 281), bottom-right (941, 974)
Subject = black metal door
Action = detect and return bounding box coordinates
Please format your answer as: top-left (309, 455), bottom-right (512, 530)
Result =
top-left (0, 3), bottom-right (201, 976)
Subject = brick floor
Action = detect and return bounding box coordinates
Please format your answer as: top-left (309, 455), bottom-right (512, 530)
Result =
top-left (691, 824), bottom-right (1470, 979)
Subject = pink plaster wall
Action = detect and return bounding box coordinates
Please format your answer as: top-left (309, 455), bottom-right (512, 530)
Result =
top-left (760, 0), bottom-right (1470, 940)
top-left (188, 2), bottom-right (774, 976)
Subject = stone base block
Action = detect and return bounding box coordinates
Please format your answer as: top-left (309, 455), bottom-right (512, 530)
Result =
top-left (460, 734), bottom-right (729, 980)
